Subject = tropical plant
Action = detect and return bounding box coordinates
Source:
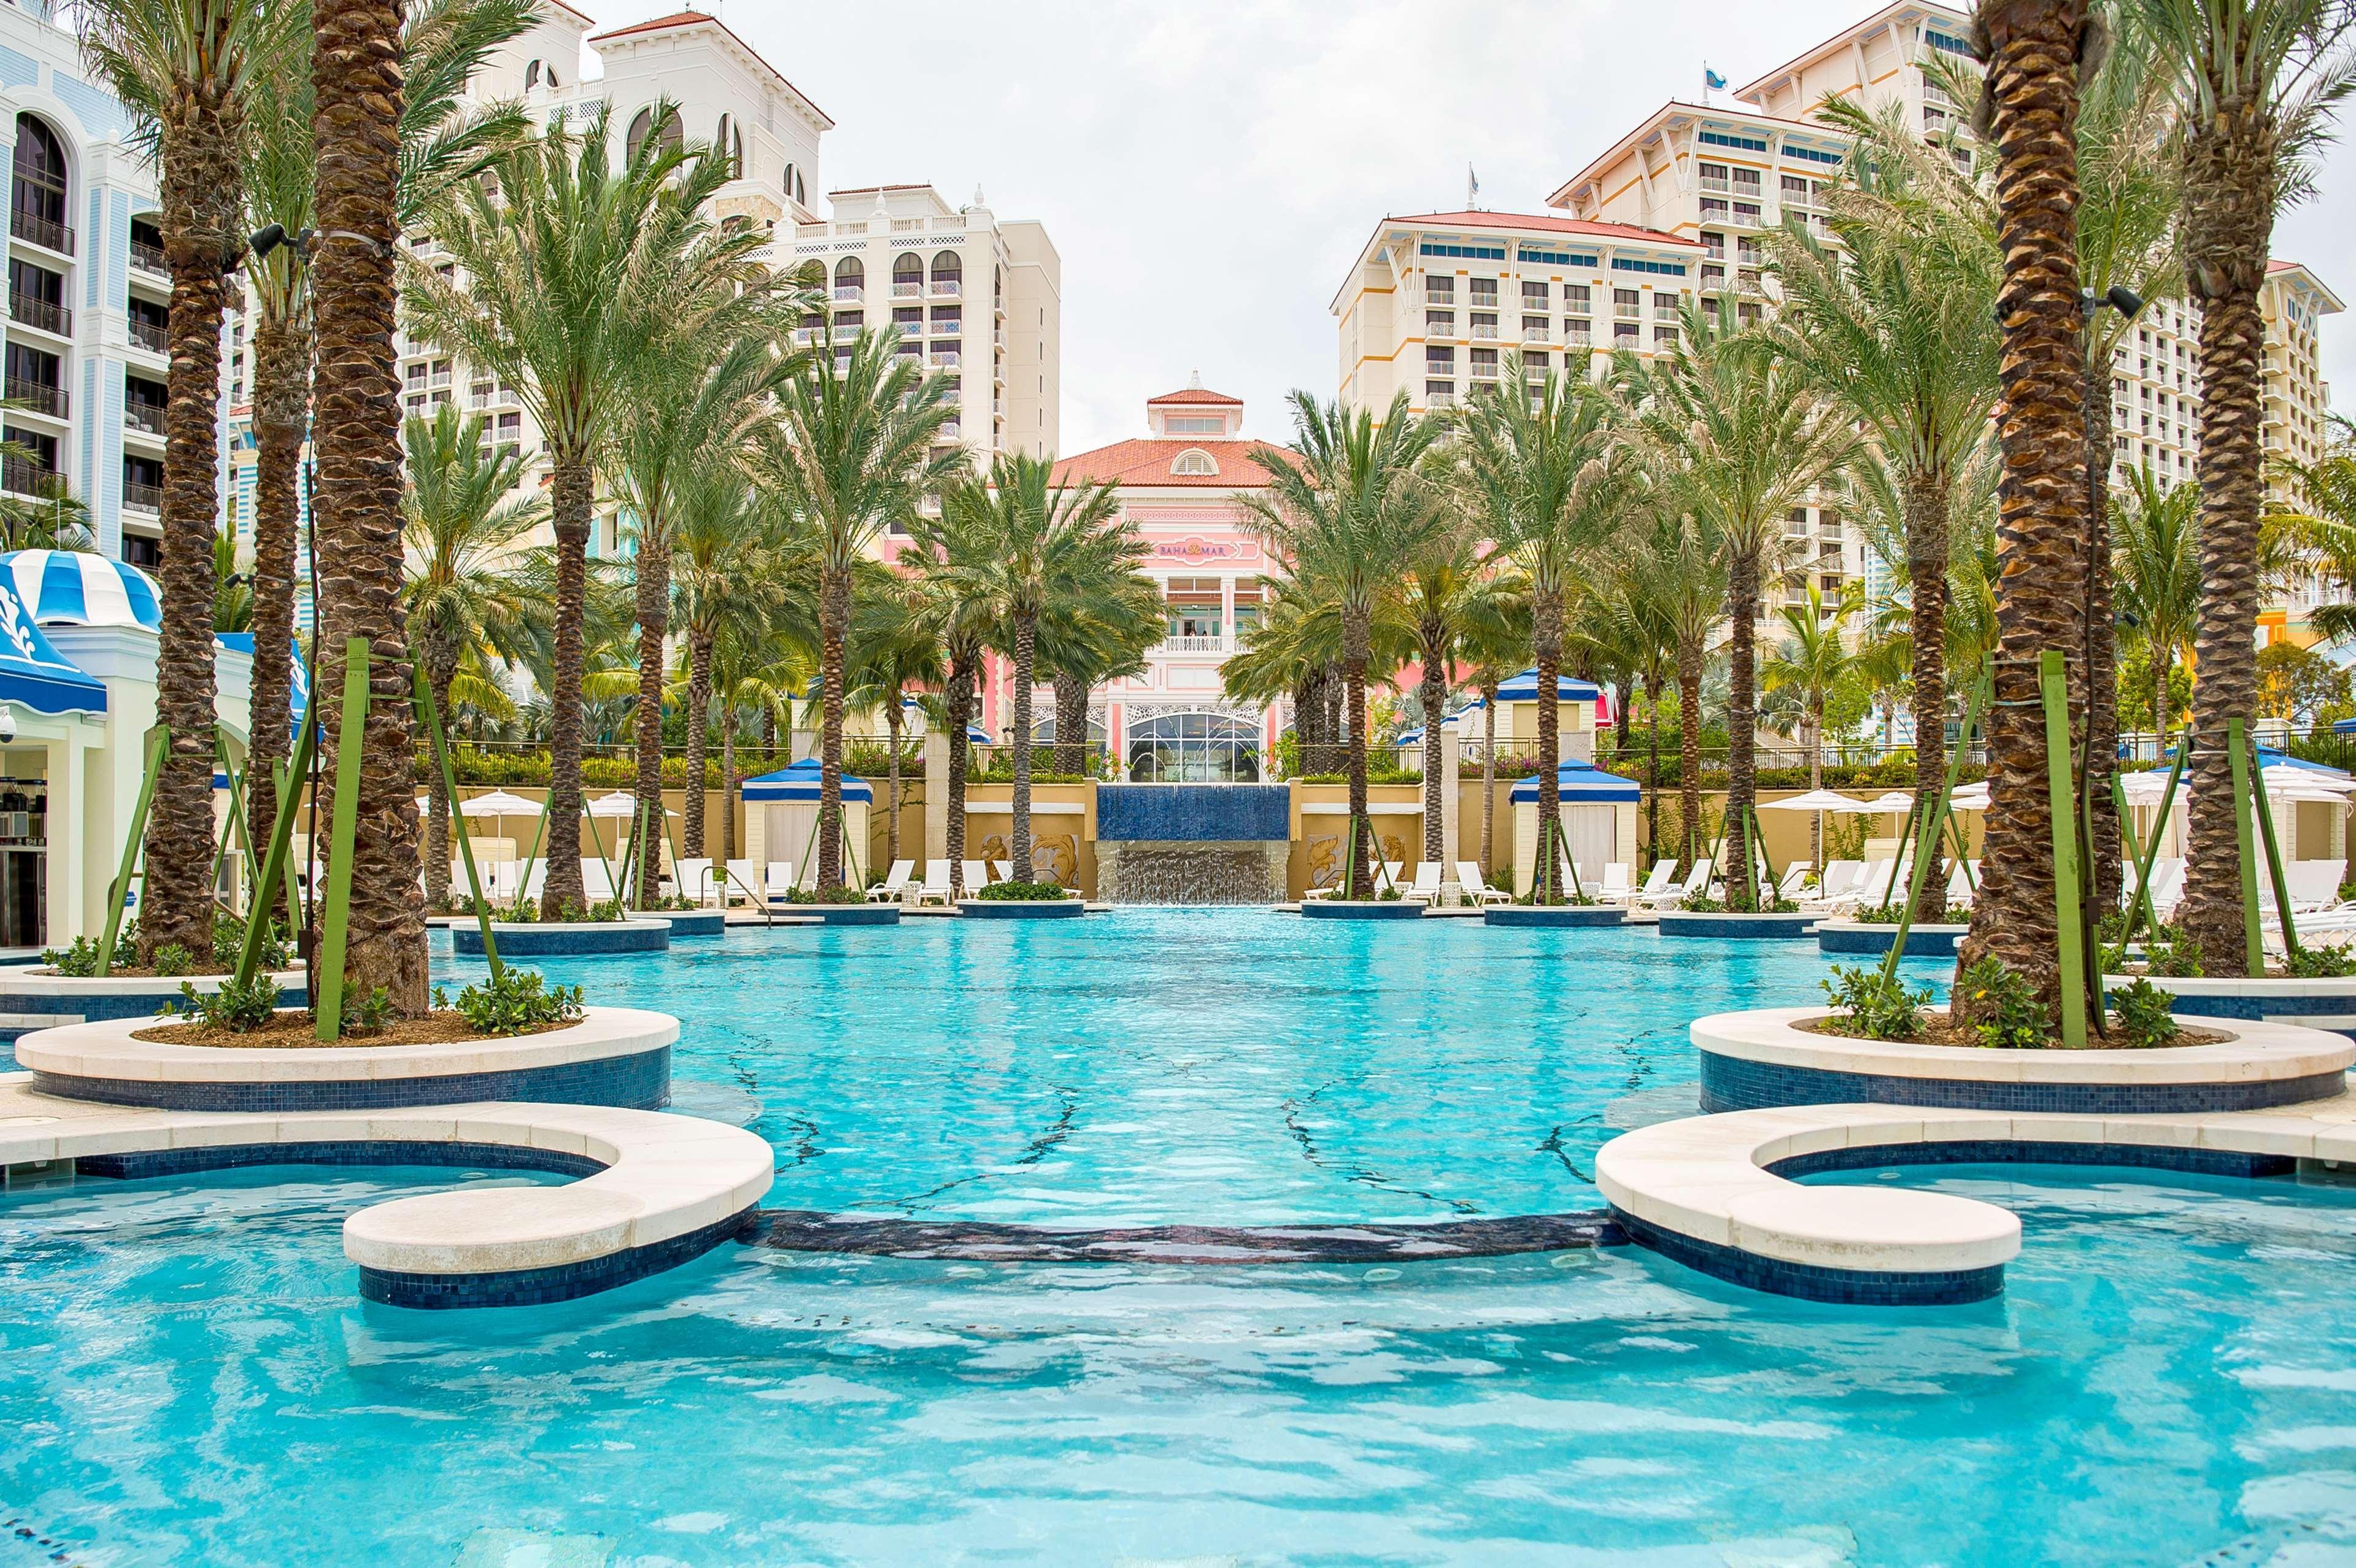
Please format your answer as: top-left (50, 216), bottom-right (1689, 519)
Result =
top-left (668, 461), bottom-right (791, 861)
top-left (407, 101), bottom-right (787, 914)
top-left (1243, 392), bottom-right (1442, 898)
top-left (2133, 0), bottom-right (2356, 962)
top-left (1392, 504), bottom-right (1512, 870)
top-left (2112, 468), bottom-right (2204, 743)
top-left (744, 329), bottom-right (962, 889)
top-left (76, 0), bottom-right (301, 965)
top-left (210, 527), bottom-right (250, 632)
top-left (1760, 580), bottom-right (1868, 863)
top-left (401, 404), bottom-right (546, 906)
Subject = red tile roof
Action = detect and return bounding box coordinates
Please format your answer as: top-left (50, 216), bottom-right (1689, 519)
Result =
top-left (1052, 439), bottom-right (1294, 490)
top-left (1391, 209), bottom-right (1701, 248)
top-left (1146, 387), bottom-right (1242, 406)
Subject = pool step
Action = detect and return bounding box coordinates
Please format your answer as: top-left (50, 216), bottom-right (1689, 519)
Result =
top-left (747, 1210), bottom-right (1626, 1265)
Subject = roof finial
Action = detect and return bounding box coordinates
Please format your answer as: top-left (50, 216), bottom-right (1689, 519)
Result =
top-left (1189, 367), bottom-right (1202, 390)
top-left (971, 183), bottom-right (987, 209)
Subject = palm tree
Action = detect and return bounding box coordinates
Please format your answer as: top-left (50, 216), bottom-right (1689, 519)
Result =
top-left (670, 463), bottom-right (789, 864)
top-left (407, 103), bottom-right (786, 914)
top-left (845, 588), bottom-right (943, 873)
top-left (1394, 508), bottom-right (1510, 872)
top-left (77, 0), bottom-right (297, 964)
top-left (2111, 469), bottom-right (2205, 748)
top-left (2132, 0), bottom-right (2356, 960)
top-left (1761, 581), bottom-right (1867, 863)
top-left (900, 519), bottom-right (997, 891)
top-left (401, 405), bottom-right (546, 906)
top-left (1038, 569), bottom-right (1162, 779)
top-left (1453, 363), bottom-right (1621, 902)
top-left (237, 0), bottom-right (530, 876)
top-left (930, 455), bottom-right (1138, 881)
top-left (1633, 302), bottom-right (1854, 906)
top-left (1243, 392), bottom-right (1442, 897)
top-left (746, 330), bottom-right (962, 891)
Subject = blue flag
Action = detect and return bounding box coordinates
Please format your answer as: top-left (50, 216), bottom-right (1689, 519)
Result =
top-left (1705, 66), bottom-right (1728, 90)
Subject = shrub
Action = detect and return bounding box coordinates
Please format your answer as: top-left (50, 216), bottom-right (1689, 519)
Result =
top-left (1852, 902), bottom-right (1971, 925)
top-left (1378, 886), bottom-right (1404, 902)
top-left (159, 973), bottom-right (282, 1033)
top-left (212, 912), bottom-right (289, 971)
top-left (973, 879), bottom-right (1070, 902)
top-left (2107, 978), bottom-right (2180, 1048)
top-left (452, 968), bottom-right (584, 1035)
top-left (340, 985), bottom-right (396, 1034)
top-left (2285, 943), bottom-right (2356, 978)
top-left (1956, 957), bottom-right (2049, 1049)
top-left (1820, 964), bottom-right (1931, 1041)
top-left (42, 935), bottom-right (102, 978)
top-left (782, 884), bottom-right (867, 904)
top-left (2146, 935), bottom-right (2205, 978)
top-left (152, 943), bottom-right (191, 979)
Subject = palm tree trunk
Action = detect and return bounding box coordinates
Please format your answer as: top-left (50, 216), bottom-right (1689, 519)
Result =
top-left (2175, 101), bottom-right (2277, 962)
top-left (1480, 676), bottom-right (1499, 873)
top-left (1958, 0), bottom-right (2091, 1018)
top-left (816, 560), bottom-right (851, 889)
top-left (1052, 668), bottom-right (1087, 778)
top-left (1533, 589), bottom-right (1564, 903)
top-left (1809, 707), bottom-right (1825, 866)
top-left (1643, 671), bottom-right (1664, 866)
top-left (1725, 550), bottom-right (1760, 908)
top-left (541, 456), bottom-right (592, 917)
top-left (1902, 468), bottom-right (1953, 923)
top-left (2084, 367), bottom-right (2122, 907)
top-left (1321, 662), bottom-right (1343, 775)
top-left (245, 312), bottom-right (307, 908)
top-left (945, 651), bottom-right (974, 892)
top-left (425, 644), bottom-right (458, 908)
top-left (630, 532), bottom-right (668, 908)
top-left (719, 714), bottom-right (736, 868)
top-left (1344, 634), bottom-right (1373, 898)
top-left (884, 702), bottom-right (904, 867)
top-left (2154, 657), bottom-right (2171, 750)
top-left (1011, 611), bottom-right (1036, 882)
top-left (682, 627), bottom-right (713, 859)
top-left (1678, 636), bottom-right (1704, 868)
top-left (1419, 620), bottom-right (1446, 868)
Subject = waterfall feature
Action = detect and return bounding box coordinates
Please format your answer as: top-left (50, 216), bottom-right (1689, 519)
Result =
top-left (1094, 784), bottom-right (1292, 905)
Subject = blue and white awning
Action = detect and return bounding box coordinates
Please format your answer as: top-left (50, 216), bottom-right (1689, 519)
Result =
top-left (211, 631), bottom-right (311, 738)
top-left (0, 571), bottom-right (107, 715)
top-left (1508, 757), bottom-right (1642, 805)
top-left (0, 549), bottom-right (161, 629)
top-left (741, 756), bottom-right (873, 803)
top-left (1494, 668), bottom-right (1601, 703)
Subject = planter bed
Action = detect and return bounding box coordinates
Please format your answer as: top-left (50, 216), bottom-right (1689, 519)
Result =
top-left (1299, 900), bottom-right (1425, 921)
top-left (772, 903), bottom-right (902, 926)
top-left (1484, 905), bottom-right (1627, 928)
top-left (1691, 1004), bottom-right (2352, 1117)
top-left (2126, 972), bottom-right (2356, 1041)
top-left (644, 910), bottom-right (727, 938)
top-left (1657, 911), bottom-right (1817, 940)
top-left (956, 898), bottom-right (1084, 921)
top-left (452, 919), bottom-right (669, 957)
top-left (1816, 919), bottom-right (1969, 959)
top-left (12, 1005), bottom-right (678, 1113)
top-left (0, 964), bottom-right (311, 1041)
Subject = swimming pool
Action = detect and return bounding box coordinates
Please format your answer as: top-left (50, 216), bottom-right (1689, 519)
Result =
top-left (4, 911), bottom-right (2355, 1565)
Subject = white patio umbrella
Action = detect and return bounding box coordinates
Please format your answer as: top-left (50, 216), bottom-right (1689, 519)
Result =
top-left (1947, 781), bottom-right (1989, 810)
top-left (455, 789), bottom-right (547, 881)
top-left (1757, 788), bottom-right (1879, 813)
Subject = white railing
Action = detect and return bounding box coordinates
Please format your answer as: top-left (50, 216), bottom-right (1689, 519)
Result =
top-left (1426, 388), bottom-right (1456, 408)
top-left (1467, 295), bottom-right (1500, 312)
top-left (1699, 175), bottom-right (1730, 193)
top-left (791, 327), bottom-right (819, 346)
top-left (832, 325), bottom-right (860, 342)
top-left (931, 350), bottom-right (961, 369)
top-left (930, 321), bottom-right (962, 338)
top-left (930, 277), bottom-right (961, 296)
top-left (1156, 635), bottom-right (1226, 654)
top-left (1522, 322), bottom-right (1549, 341)
top-left (892, 281), bottom-right (923, 298)
top-left (1470, 364), bottom-right (1499, 380)
top-left (939, 421), bottom-right (962, 439)
top-left (1470, 322), bottom-right (1498, 339)
top-left (833, 285), bottom-right (865, 304)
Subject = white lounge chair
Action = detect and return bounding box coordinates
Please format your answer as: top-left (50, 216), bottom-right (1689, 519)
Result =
top-left (991, 860), bottom-right (1012, 885)
top-left (2145, 857), bottom-right (2187, 918)
top-left (579, 860), bottom-right (617, 902)
top-left (1599, 863), bottom-right (1633, 903)
top-left (1629, 860), bottom-right (1678, 903)
top-left (1405, 863), bottom-right (1445, 904)
top-left (1774, 862), bottom-right (1813, 902)
top-left (2290, 858), bottom-right (2347, 913)
top-left (960, 859), bottom-right (990, 895)
top-left (1457, 861), bottom-right (1512, 906)
top-left (673, 857), bottom-right (714, 907)
top-left (1637, 859), bottom-right (1712, 910)
top-left (867, 860), bottom-right (916, 903)
top-left (764, 862), bottom-right (798, 903)
top-left (916, 860), bottom-right (953, 906)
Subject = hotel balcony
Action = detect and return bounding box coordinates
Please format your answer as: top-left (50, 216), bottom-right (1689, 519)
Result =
top-left (833, 285), bottom-right (865, 305)
top-left (123, 481), bottom-right (163, 514)
top-left (1425, 388), bottom-right (1457, 409)
top-left (891, 281), bottom-right (922, 299)
top-left (791, 326), bottom-right (819, 346)
top-left (1470, 365), bottom-right (1499, 382)
top-left (1700, 175), bottom-right (1731, 193)
top-left (939, 421), bottom-right (962, 440)
top-left (1469, 322), bottom-right (1499, 340)
top-left (932, 350), bottom-right (962, 369)
top-left (6, 377), bottom-right (66, 418)
top-left (129, 239), bottom-right (167, 277)
top-left (1, 457), bottom-right (58, 496)
top-left (930, 277), bottom-right (961, 298)
top-left (831, 325), bottom-right (860, 343)
top-left (1155, 635), bottom-right (1227, 655)
top-left (8, 293), bottom-right (68, 337)
top-left (10, 209), bottom-right (73, 255)
top-left (131, 319), bottom-right (168, 354)
top-left (126, 402), bottom-right (165, 436)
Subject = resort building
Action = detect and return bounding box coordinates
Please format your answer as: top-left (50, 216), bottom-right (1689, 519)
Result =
top-left (1048, 384), bottom-right (1284, 779)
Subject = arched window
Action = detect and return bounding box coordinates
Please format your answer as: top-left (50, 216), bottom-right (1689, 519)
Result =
top-left (1126, 711), bottom-right (1260, 783)
top-left (544, 63), bottom-right (558, 88)
top-left (12, 115), bottom-right (68, 249)
top-left (1171, 449), bottom-right (1218, 477)
top-left (892, 253), bottom-right (922, 293)
top-left (715, 114), bottom-right (743, 177)
top-left (930, 250), bottom-right (962, 294)
top-left (833, 256), bottom-right (864, 299)
top-left (523, 59), bottom-right (540, 90)
top-left (624, 106), bottom-right (681, 164)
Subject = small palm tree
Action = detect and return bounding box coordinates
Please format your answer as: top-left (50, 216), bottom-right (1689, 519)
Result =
top-left (747, 330), bottom-right (962, 891)
top-left (402, 405), bottom-right (546, 906)
top-left (670, 463), bottom-right (788, 862)
top-left (2112, 469), bottom-right (2205, 744)
top-left (1761, 580), bottom-right (1867, 862)
top-left (1038, 574), bottom-right (1161, 779)
top-left (932, 455), bottom-right (1137, 881)
top-left (1243, 393), bottom-right (1442, 897)
top-left (1394, 507), bottom-right (1512, 871)
top-left (845, 587), bottom-right (943, 873)
top-left (408, 102), bottom-right (788, 913)
top-left (77, 0), bottom-right (298, 963)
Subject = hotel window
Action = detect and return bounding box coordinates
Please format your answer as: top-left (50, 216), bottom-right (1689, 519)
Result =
top-left (1702, 263), bottom-right (1725, 288)
top-left (405, 361), bottom-right (426, 388)
top-left (1426, 276), bottom-right (1454, 304)
top-left (1699, 161), bottom-right (1729, 191)
top-left (1469, 311), bottom-right (1497, 338)
top-left (1565, 319), bottom-right (1592, 347)
top-left (1653, 294), bottom-right (1680, 320)
top-left (1653, 324), bottom-right (1678, 346)
top-left (1701, 231), bottom-right (1726, 260)
top-left (1426, 346), bottom-right (1454, 370)
top-left (1524, 350), bottom-right (1551, 374)
top-left (1731, 167), bottom-right (1762, 197)
top-left (1521, 281), bottom-right (1548, 307)
top-left (1468, 278), bottom-right (1499, 307)
top-left (1521, 315), bottom-right (1548, 339)
top-left (1733, 202), bottom-right (1762, 226)
top-left (1469, 347), bottom-right (1499, 379)
top-left (1426, 310), bottom-right (1455, 334)
top-left (1701, 197), bottom-right (1730, 223)
top-left (1737, 302), bottom-right (1763, 327)
top-left (1737, 236), bottom-right (1763, 265)
top-left (1613, 288), bottom-right (1640, 320)
top-left (1564, 285), bottom-right (1591, 312)
top-left (1614, 321), bottom-right (1639, 345)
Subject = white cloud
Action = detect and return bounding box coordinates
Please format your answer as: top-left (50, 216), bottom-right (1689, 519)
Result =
top-left (592, 0), bottom-right (2356, 454)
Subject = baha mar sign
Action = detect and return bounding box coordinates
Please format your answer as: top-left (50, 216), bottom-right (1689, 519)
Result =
top-left (1152, 536), bottom-right (1259, 564)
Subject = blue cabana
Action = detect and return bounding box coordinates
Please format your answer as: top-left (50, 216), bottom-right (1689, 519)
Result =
top-left (1494, 668), bottom-right (1602, 703)
top-left (212, 631), bottom-right (311, 740)
top-left (741, 756), bottom-right (874, 803)
top-left (0, 573), bottom-right (107, 716)
top-left (1508, 757), bottom-right (1642, 804)
top-left (0, 549), bottom-right (161, 630)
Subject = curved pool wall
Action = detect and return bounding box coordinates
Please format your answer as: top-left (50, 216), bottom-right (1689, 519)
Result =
top-left (1817, 920), bottom-right (1968, 958)
top-left (957, 899), bottom-right (1085, 920)
top-left (1658, 911), bottom-right (1818, 939)
top-left (0, 968), bottom-right (312, 1042)
top-left (1485, 905), bottom-right (1625, 927)
top-left (454, 920), bottom-right (669, 957)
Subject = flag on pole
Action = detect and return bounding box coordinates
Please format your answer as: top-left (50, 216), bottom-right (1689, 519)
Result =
top-left (1467, 163), bottom-right (1480, 208)
top-left (1704, 66), bottom-right (1728, 95)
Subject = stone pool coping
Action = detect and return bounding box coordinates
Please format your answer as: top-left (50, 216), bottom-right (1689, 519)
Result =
top-left (1692, 1005), bottom-right (2352, 1116)
top-left (643, 910), bottom-right (727, 937)
top-left (955, 898), bottom-right (1086, 920)
top-left (1657, 911), bottom-right (1818, 939)
top-left (1595, 1092), bottom-right (2356, 1305)
top-left (1299, 900), bottom-right (1426, 921)
top-left (453, 920), bottom-right (670, 957)
top-left (0, 965), bottom-right (312, 1037)
top-left (11, 1006), bottom-right (677, 1113)
top-left (1815, 920), bottom-right (1970, 958)
top-left (2131, 971), bottom-right (2356, 1038)
top-left (0, 1072), bottom-right (771, 1308)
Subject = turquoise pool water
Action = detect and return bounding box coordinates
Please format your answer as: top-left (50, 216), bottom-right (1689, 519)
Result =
top-left (4, 911), bottom-right (2355, 1566)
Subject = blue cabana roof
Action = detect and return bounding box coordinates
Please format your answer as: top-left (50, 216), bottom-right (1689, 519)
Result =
top-left (0, 573), bottom-right (106, 716)
top-left (1494, 668), bottom-right (1601, 703)
top-left (0, 549), bottom-right (160, 630)
top-left (2336, 717), bottom-right (2356, 735)
top-left (741, 756), bottom-right (873, 803)
top-left (1508, 756), bottom-right (1642, 805)
top-left (212, 631), bottom-right (311, 740)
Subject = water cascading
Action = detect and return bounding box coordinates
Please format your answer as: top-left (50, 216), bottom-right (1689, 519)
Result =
top-left (1094, 784), bottom-right (1292, 905)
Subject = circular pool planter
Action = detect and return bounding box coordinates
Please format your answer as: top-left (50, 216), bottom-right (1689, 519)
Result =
top-left (2126, 971), bottom-right (2356, 1041)
top-left (1691, 1004), bottom-right (2354, 1116)
top-left (1484, 905), bottom-right (1626, 928)
top-left (1658, 911), bottom-right (1817, 940)
top-left (644, 909), bottom-right (727, 938)
top-left (956, 898), bottom-right (1084, 921)
top-left (12, 1005), bottom-right (679, 1113)
top-left (0, 964), bottom-right (311, 1038)
top-left (452, 919), bottom-right (669, 957)
top-left (776, 903), bottom-right (902, 925)
top-left (1300, 900), bottom-right (1424, 921)
top-left (1817, 919), bottom-right (1969, 959)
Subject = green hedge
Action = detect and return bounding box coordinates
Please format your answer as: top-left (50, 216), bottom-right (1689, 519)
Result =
top-left (423, 747), bottom-right (727, 789)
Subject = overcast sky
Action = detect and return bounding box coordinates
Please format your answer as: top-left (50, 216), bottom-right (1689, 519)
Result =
top-left (581, 0), bottom-right (2356, 458)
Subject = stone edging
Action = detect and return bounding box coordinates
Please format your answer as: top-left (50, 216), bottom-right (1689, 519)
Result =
top-left (1656, 911), bottom-right (1817, 940)
top-left (1692, 1005), bottom-right (2354, 1116)
top-left (1299, 900), bottom-right (1425, 921)
top-left (955, 899), bottom-right (1084, 920)
top-left (1483, 905), bottom-right (1627, 928)
top-left (2133, 971), bottom-right (2356, 1038)
top-left (0, 965), bottom-right (312, 1039)
top-left (1815, 920), bottom-right (1970, 958)
top-left (12, 1006), bottom-right (678, 1113)
top-left (453, 921), bottom-right (670, 957)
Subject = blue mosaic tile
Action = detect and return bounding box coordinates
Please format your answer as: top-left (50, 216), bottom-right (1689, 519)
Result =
top-left (31, 1045), bottom-right (670, 1113)
top-left (361, 1206), bottom-right (756, 1309)
top-left (1483, 906), bottom-right (1626, 927)
top-left (452, 923), bottom-right (668, 957)
top-left (78, 1138), bottom-right (608, 1183)
top-left (955, 901), bottom-right (1082, 921)
top-left (1817, 924), bottom-right (1964, 958)
top-left (1699, 1048), bottom-right (2348, 1116)
top-left (1608, 1205), bottom-right (2005, 1305)
top-left (1763, 1139), bottom-right (2294, 1183)
top-left (1657, 914), bottom-right (1817, 940)
top-left (1299, 901), bottom-right (1424, 921)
